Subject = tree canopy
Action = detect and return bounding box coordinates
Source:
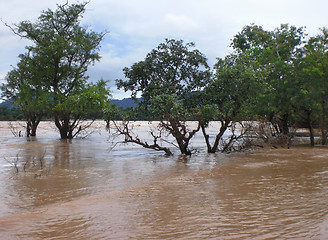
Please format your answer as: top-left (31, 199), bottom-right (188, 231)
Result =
top-left (2, 7), bottom-right (328, 151)
top-left (2, 1), bottom-right (110, 138)
top-left (116, 39), bottom-right (211, 155)
top-left (114, 24), bottom-right (328, 153)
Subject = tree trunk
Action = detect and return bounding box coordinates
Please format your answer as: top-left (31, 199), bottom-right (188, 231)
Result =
top-left (278, 113), bottom-right (289, 135)
top-left (201, 120), bottom-right (229, 153)
top-left (320, 99), bottom-right (327, 145)
top-left (201, 125), bottom-right (212, 152)
top-left (176, 138), bottom-right (192, 156)
top-left (31, 127), bottom-right (36, 137)
top-left (55, 115), bottom-right (70, 139)
top-left (30, 121), bottom-right (39, 137)
top-left (309, 124), bottom-right (315, 147)
top-left (164, 119), bottom-right (199, 156)
top-left (105, 120), bottom-right (110, 132)
top-left (25, 116), bottom-right (41, 137)
top-left (60, 129), bottom-right (69, 139)
top-left (304, 109), bottom-right (315, 147)
top-left (54, 114), bottom-right (83, 139)
top-left (321, 130), bottom-right (327, 145)
top-left (212, 122), bottom-right (228, 152)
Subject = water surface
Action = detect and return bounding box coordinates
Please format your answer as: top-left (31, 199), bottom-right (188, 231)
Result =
top-left (0, 121), bottom-right (327, 239)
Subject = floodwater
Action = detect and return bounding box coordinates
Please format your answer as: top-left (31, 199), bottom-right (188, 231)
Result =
top-left (0, 121), bottom-right (328, 240)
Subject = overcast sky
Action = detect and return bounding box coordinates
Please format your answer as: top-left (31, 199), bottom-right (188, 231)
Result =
top-left (1, 0), bottom-right (328, 99)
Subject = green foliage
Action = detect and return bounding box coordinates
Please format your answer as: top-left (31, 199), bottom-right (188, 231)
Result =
top-left (15, 2), bottom-right (104, 87)
top-left (103, 103), bottom-right (122, 121)
top-left (1, 51), bottom-right (51, 135)
top-left (198, 51), bottom-right (265, 152)
top-left (1, 52), bottom-right (50, 110)
top-left (299, 28), bottom-right (328, 144)
top-left (117, 39), bottom-right (210, 106)
top-left (117, 39), bottom-right (210, 155)
top-left (0, 106), bottom-right (23, 120)
top-left (4, 2), bottom-right (107, 138)
top-left (150, 93), bottom-right (189, 120)
top-left (53, 80), bottom-right (111, 118)
top-left (231, 24), bottom-right (307, 134)
top-left (4, 12), bottom-right (328, 147)
top-left (204, 52), bottom-right (263, 122)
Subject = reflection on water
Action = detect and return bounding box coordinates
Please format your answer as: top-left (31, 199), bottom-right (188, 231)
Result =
top-left (0, 121), bottom-right (328, 239)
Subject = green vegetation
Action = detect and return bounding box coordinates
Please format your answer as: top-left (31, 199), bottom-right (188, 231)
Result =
top-left (114, 25), bottom-right (328, 154)
top-left (0, 106), bottom-right (23, 120)
top-left (117, 39), bottom-right (211, 155)
top-left (199, 51), bottom-right (264, 153)
top-left (1, 2), bottom-right (328, 153)
top-left (1, 2), bottom-right (110, 138)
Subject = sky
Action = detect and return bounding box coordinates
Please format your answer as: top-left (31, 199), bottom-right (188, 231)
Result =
top-left (1, 0), bottom-right (328, 99)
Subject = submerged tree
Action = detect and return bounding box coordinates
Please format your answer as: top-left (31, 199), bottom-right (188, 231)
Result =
top-left (5, 2), bottom-right (107, 139)
top-left (232, 24), bottom-right (306, 139)
top-left (300, 28), bottom-right (328, 145)
top-left (200, 52), bottom-right (264, 153)
top-left (116, 39), bottom-right (211, 155)
top-left (53, 80), bottom-right (111, 138)
top-left (1, 52), bottom-right (50, 136)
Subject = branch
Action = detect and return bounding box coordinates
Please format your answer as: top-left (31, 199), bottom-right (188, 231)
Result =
top-left (4, 155), bottom-right (19, 173)
top-left (72, 119), bottom-right (95, 138)
top-left (111, 120), bottom-right (173, 156)
top-left (1, 19), bottom-right (26, 38)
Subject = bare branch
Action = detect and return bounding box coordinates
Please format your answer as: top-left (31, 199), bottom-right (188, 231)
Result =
top-left (4, 155), bottom-right (19, 173)
top-left (220, 122), bottom-right (253, 153)
top-left (110, 120), bottom-right (173, 156)
top-left (1, 19), bottom-right (26, 38)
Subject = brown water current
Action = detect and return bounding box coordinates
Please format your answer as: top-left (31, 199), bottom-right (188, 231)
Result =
top-left (0, 121), bottom-right (328, 239)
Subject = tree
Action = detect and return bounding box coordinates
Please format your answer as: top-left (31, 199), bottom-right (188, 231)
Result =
top-left (103, 103), bottom-right (121, 130)
top-left (199, 52), bottom-right (264, 153)
top-left (1, 52), bottom-right (50, 136)
top-left (290, 61), bottom-right (317, 146)
top-left (149, 93), bottom-right (199, 155)
top-left (6, 2), bottom-right (107, 139)
top-left (300, 28), bottom-right (328, 145)
top-left (53, 80), bottom-right (111, 138)
top-left (232, 24), bottom-right (306, 139)
top-left (117, 39), bottom-right (211, 155)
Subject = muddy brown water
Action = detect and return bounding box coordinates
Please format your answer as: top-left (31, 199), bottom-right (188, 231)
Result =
top-left (0, 121), bottom-right (328, 239)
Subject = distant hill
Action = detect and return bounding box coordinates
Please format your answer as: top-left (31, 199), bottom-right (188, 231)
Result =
top-left (0, 98), bottom-right (140, 109)
top-left (0, 101), bottom-right (13, 108)
top-left (111, 98), bottom-right (140, 108)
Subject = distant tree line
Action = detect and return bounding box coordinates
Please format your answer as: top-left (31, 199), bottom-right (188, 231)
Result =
top-left (0, 105), bottom-right (23, 120)
top-left (1, 2), bottom-right (328, 154)
top-left (0, 101), bottom-right (141, 121)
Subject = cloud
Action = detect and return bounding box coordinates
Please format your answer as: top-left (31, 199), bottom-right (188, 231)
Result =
top-left (1, 0), bottom-right (328, 99)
